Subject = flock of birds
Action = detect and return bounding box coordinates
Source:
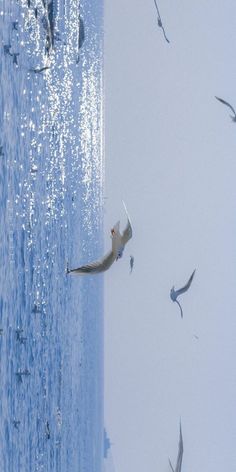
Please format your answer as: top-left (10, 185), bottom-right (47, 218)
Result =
top-left (3, 0), bottom-right (85, 68)
top-left (1, 0), bottom-right (86, 444)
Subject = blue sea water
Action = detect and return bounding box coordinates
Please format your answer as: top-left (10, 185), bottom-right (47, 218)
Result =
top-left (0, 1), bottom-right (104, 471)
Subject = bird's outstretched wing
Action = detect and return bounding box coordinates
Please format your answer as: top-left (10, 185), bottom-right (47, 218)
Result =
top-left (175, 270), bottom-right (196, 297)
top-left (121, 201), bottom-right (133, 245)
top-left (169, 459), bottom-right (175, 472)
top-left (67, 250), bottom-right (115, 275)
top-left (153, 0), bottom-right (170, 43)
top-left (169, 423), bottom-right (184, 472)
top-left (129, 255), bottom-right (134, 274)
top-left (153, 0), bottom-right (161, 17)
top-left (121, 218), bottom-right (132, 245)
top-left (175, 423), bottom-right (184, 472)
top-left (215, 96), bottom-right (236, 116)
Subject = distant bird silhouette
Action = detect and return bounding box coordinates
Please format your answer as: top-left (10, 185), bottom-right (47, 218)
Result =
top-left (11, 53), bottom-right (19, 65)
top-left (46, 421), bottom-right (50, 439)
top-left (13, 420), bottom-right (20, 430)
top-left (76, 16), bottom-right (85, 64)
top-left (67, 202), bottom-right (133, 275)
top-left (15, 328), bottom-right (24, 340)
top-left (215, 96), bottom-right (236, 122)
top-left (29, 66), bottom-right (50, 73)
top-left (16, 369), bottom-right (30, 383)
top-left (32, 303), bottom-right (41, 313)
top-left (153, 0), bottom-right (170, 43)
top-left (169, 422), bottom-right (183, 472)
top-left (4, 44), bottom-right (12, 55)
top-left (129, 255), bottom-right (134, 274)
top-left (12, 21), bottom-right (18, 31)
top-left (170, 270), bottom-right (196, 318)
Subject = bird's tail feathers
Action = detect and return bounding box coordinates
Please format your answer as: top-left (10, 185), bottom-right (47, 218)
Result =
top-left (176, 299), bottom-right (183, 318)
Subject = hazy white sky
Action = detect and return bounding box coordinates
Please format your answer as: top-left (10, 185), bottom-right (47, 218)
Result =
top-left (104, 1), bottom-right (236, 471)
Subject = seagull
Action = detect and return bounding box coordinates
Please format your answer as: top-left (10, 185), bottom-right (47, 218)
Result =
top-left (169, 422), bottom-right (183, 472)
top-left (15, 369), bottom-right (30, 383)
top-left (29, 66), bottom-right (50, 73)
top-left (170, 269), bottom-right (196, 318)
top-left (215, 96), bottom-right (236, 122)
top-left (67, 202), bottom-right (133, 275)
top-left (13, 420), bottom-right (20, 430)
top-left (129, 255), bottom-right (134, 274)
top-left (12, 21), bottom-right (18, 31)
top-left (153, 0), bottom-right (170, 43)
top-left (4, 44), bottom-right (12, 55)
top-left (11, 53), bottom-right (20, 65)
top-left (76, 16), bottom-right (85, 64)
top-left (46, 421), bottom-right (50, 439)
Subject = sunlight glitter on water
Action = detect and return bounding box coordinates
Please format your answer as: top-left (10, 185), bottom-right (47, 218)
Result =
top-left (0, 1), bottom-right (104, 471)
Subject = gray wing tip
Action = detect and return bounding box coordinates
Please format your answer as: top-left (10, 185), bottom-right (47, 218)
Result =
top-left (168, 458), bottom-right (175, 472)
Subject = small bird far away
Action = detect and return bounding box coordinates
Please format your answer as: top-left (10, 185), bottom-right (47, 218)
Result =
top-left (129, 255), bottom-right (134, 274)
top-left (170, 269), bottom-right (196, 318)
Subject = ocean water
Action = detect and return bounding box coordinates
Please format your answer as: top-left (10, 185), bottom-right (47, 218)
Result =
top-left (0, 1), bottom-right (104, 471)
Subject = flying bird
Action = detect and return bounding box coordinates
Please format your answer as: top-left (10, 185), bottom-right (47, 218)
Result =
top-left (170, 269), bottom-right (196, 318)
top-left (29, 66), bottom-right (50, 73)
top-left (12, 21), bottom-right (18, 31)
top-left (76, 15), bottom-right (85, 64)
top-left (67, 202), bottom-right (133, 275)
top-left (4, 44), bottom-right (12, 55)
top-left (153, 0), bottom-right (170, 43)
top-left (46, 421), bottom-right (50, 439)
top-left (169, 422), bottom-right (183, 472)
top-left (11, 52), bottom-right (20, 65)
top-left (129, 255), bottom-right (134, 274)
top-left (215, 96), bottom-right (236, 122)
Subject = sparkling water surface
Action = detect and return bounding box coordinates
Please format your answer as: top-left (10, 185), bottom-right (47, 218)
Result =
top-left (0, 1), bottom-right (104, 471)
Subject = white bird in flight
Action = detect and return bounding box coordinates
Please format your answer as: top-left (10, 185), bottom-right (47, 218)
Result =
top-left (67, 202), bottom-right (133, 275)
top-left (169, 422), bottom-right (183, 472)
top-left (170, 269), bottom-right (196, 318)
top-left (215, 96), bottom-right (236, 122)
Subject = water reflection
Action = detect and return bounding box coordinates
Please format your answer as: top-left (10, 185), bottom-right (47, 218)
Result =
top-left (0, 1), bottom-right (104, 471)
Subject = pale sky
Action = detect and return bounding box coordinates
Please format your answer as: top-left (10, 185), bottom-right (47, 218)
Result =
top-left (104, 1), bottom-right (236, 471)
